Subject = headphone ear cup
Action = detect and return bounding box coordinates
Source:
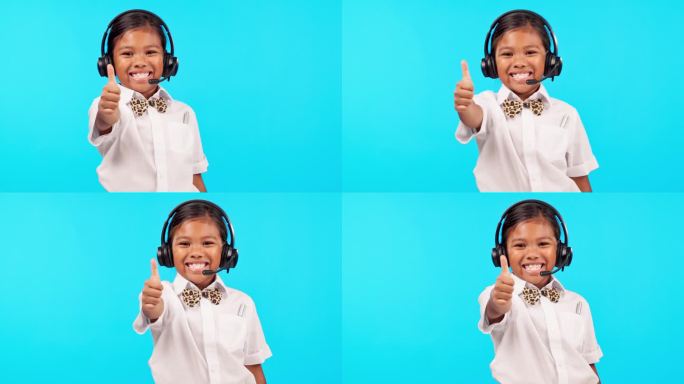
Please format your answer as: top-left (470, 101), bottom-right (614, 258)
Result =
top-left (491, 245), bottom-right (505, 267)
top-left (222, 246), bottom-right (238, 269)
top-left (481, 55), bottom-right (498, 79)
top-left (163, 52), bottom-right (179, 78)
top-left (157, 244), bottom-right (173, 267)
top-left (545, 53), bottom-right (562, 78)
top-left (556, 245), bottom-right (573, 269)
top-left (97, 55), bottom-right (109, 77)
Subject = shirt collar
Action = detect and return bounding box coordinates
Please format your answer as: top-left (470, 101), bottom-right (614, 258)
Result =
top-left (172, 273), bottom-right (228, 295)
top-left (495, 84), bottom-right (550, 106)
top-left (118, 84), bottom-right (173, 102)
top-left (511, 273), bottom-right (565, 296)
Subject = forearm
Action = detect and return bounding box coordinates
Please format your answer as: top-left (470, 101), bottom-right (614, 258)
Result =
top-left (590, 364), bottom-right (600, 383)
top-left (458, 103), bottom-right (483, 132)
top-left (193, 174), bottom-right (207, 192)
top-left (94, 114), bottom-right (113, 135)
top-left (571, 175), bottom-right (592, 192)
top-left (245, 364), bottom-right (266, 384)
top-left (485, 300), bottom-right (505, 325)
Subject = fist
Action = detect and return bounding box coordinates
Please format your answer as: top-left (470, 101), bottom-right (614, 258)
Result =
top-left (97, 64), bottom-right (121, 129)
top-left (141, 259), bottom-right (164, 321)
top-left (490, 255), bottom-right (514, 316)
top-left (454, 60), bottom-right (475, 112)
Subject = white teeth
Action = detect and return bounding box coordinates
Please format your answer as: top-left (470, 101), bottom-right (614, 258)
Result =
top-left (131, 72), bottom-right (150, 79)
top-left (186, 262), bottom-right (208, 272)
top-left (523, 263), bottom-right (542, 271)
top-left (511, 73), bottom-right (531, 79)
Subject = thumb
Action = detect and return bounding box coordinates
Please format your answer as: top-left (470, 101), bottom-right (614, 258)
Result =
top-left (500, 255), bottom-right (510, 275)
top-left (461, 60), bottom-right (472, 81)
top-left (150, 259), bottom-right (160, 280)
top-left (107, 64), bottom-right (116, 83)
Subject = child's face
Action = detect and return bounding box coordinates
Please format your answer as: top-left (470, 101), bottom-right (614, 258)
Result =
top-left (111, 27), bottom-right (164, 99)
top-left (171, 217), bottom-right (224, 290)
top-left (494, 26), bottom-right (547, 100)
top-left (505, 216), bottom-right (557, 289)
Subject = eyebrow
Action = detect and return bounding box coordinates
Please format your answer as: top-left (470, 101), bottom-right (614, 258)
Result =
top-left (509, 236), bottom-right (555, 242)
top-left (116, 45), bottom-right (162, 51)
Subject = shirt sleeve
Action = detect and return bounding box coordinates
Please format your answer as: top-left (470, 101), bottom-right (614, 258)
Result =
top-left (478, 285), bottom-right (509, 334)
top-left (565, 108), bottom-right (599, 177)
top-left (186, 108), bottom-right (209, 174)
top-left (579, 298), bottom-right (603, 364)
top-left (243, 297), bottom-right (272, 365)
top-left (455, 92), bottom-right (490, 144)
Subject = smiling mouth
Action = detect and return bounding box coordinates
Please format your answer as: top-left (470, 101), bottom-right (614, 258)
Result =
top-left (510, 72), bottom-right (533, 82)
top-left (185, 262), bottom-right (209, 273)
top-left (522, 263), bottom-right (545, 274)
top-left (129, 72), bottom-right (152, 81)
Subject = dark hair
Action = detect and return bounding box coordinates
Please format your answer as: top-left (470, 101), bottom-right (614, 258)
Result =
top-left (107, 10), bottom-right (167, 60)
top-left (501, 201), bottom-right (560, 247)
top-left (168, 201), bottom-right (227, 244)
top-left (491, 11), bottom-right (550, 54)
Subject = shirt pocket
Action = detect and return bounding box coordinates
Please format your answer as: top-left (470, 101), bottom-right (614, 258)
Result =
top-left (165, 122), bottom-right (194, 157)
top-left (558, 311), bottom-right (585, 352)
top-left (218, 314), bottom-right (248, 357)
top-left (536, 122), bottom-right (568, 170)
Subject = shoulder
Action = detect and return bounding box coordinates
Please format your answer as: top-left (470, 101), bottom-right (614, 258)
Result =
top-left (224, 286), bottom-right (256, 306)
top-left (547, 95), bottom-right (580, 117)
top-left (562, 288), bottom-right (591, 306)
top-left (474, 90), bottom-right (498, 106)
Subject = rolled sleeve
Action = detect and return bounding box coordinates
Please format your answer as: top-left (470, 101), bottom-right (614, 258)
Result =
top-left (243, 299), bottom-right (272, 365)
top-left (565, 109), bottom-right (598, 177)
top-left (580, 299), bottom-right (603, 364)
top-left (186, 108), bottom-right (209, 174)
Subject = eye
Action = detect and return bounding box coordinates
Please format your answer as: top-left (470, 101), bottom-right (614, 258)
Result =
top-left (203, 240), bottom-right (217, 247)
top-left (177, 241), bottom-right (190, 247)
top-left (539, 241), bottom-right (551, 248)
top-left (120, 51), bottom-right (133, 57)
top-left (499, 52), bottom-right (513, 58)
top-left (146, 50), bottom-right (160, 56)
top-left (526, 50), bottom-right (539, 56)
top-left (512, 242), bottom-right (525, 249)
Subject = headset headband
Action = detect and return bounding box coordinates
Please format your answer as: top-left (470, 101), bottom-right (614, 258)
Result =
top-left (100, 9), bottom-right (175, 59)
top-left (160, 199), bottom-right (235, 249)
top-left (494, 199), bottom-right (569, 248)
top-left (483, 9), bottom-right (559, 59)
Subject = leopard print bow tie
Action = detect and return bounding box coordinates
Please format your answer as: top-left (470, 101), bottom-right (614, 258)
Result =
top-left (181, 287), bottom-right (222, 307)
top-left (521, 286), bottom-right (560, 305)
top-left (128, 96), bottom-right (168, 117)
top-left (501, 98), bottom-right (544, 118)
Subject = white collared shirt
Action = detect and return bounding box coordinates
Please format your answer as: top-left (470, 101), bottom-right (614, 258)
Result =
top-left (478, 274), bottom-right (602, 384)
top-left (456, 85), bottom-right (598, 192)
top-left (133, 274), bottom-right (272, 384)
top-left (88, 85), bottom-right (208, 192)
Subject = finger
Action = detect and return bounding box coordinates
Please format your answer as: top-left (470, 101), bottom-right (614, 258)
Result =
top-left (107, 64), bottom-right (116, 83)
top-left (500, 255), bottom-right (510, 274)
top-left (104, 84), bottom-right (121, 95)
top-left (143, 285), bottom-right (162, 296)
top-left (461, 60), bottom-right (471, 81)
top-left (150, 259), bottom-right (160, 280)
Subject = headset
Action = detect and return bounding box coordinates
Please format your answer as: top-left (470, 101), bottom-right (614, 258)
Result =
top-left (97, 9), bottom-right (179, 82)
top-left (481, 9), bottom-right (562, 83)
top-left (157, 200), bottom-right (238, 274)
top-left (491, 199), bottom-right (572, 275)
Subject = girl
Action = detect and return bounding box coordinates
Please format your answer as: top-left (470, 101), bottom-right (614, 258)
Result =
top-left (479, 200), bottom-right (602, 383)
top-left (89, 10), bottom-right (208, 192)
top-left (134, 200), bottom-right (271, 384)
top-left (454, 10), bottom-right (598, 192)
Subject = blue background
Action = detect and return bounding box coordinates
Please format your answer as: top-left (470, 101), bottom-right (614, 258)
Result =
top-left (0, 0), bottom-right (341, 192)
top-left (0, 194), bottom-right (341, 383)
top-left (343, 193), bottom-right (681, 382)
top-left (343, 0), bottom-right (684, 192)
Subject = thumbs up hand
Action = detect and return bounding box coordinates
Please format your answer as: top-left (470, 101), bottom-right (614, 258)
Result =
top-left (95, 64), bottom-right (121, 133)
top-left (486, 255), bottom-right (515, 323)
top-left (454, 60), bottom-right (475, 112)
top-left (141, 259), bottom-right (164, 322)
